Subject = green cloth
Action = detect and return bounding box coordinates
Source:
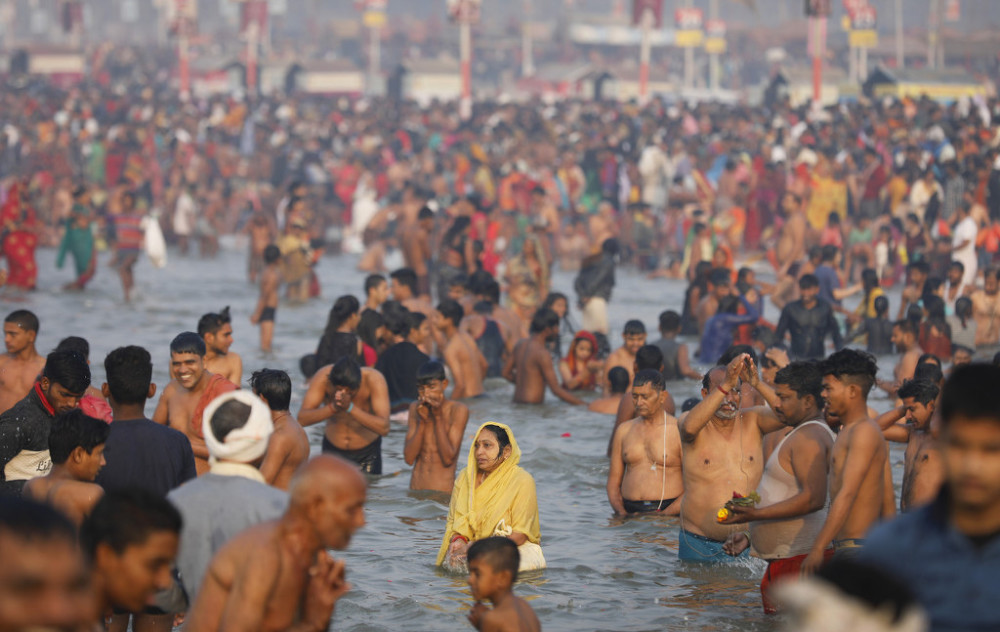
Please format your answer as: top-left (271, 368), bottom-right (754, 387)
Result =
top-left (56, 204), bottom-right (94, 277)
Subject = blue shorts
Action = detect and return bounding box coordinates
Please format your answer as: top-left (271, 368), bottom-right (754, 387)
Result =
top-left (678, 528), bottom-right (749, 564)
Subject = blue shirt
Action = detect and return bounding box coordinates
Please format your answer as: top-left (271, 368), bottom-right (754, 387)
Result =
top-left (698, 297), bottom-right (759, 365)
top-left (814, 264), bottom-right (842, 307)
top-left (860, 491), bottom-right (1000, 632)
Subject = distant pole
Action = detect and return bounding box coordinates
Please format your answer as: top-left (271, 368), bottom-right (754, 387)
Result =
top-left (895, 0), bottom-right (904, 68)
top-left (639, 7), bottom-right (652, 103)
top-left (522, 0), bottom-right (534, 76)
top-left (460, 13), bottom-right (472, 119)
top-left (708, 0), bottom-right (718, 92)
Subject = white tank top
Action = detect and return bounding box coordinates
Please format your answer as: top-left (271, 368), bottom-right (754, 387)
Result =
top-left (750, 420), bottom-right (836, 560)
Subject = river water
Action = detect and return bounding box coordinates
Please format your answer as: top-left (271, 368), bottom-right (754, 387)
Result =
top-left (10, 243), bottom-right (909, 632)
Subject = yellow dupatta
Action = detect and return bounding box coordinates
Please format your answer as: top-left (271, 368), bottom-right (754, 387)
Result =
top-left (436, 422), bottom-right (542, 566)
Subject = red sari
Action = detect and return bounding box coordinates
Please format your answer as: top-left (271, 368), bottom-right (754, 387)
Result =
top-left (1, 185), bottom-right (39, 290)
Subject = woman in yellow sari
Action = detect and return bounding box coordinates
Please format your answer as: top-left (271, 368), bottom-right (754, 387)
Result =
top-left (437, 422), bottom-right (545, 572)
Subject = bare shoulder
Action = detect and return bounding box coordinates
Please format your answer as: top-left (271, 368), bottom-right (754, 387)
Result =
top-left (362, 367), bottom-right (387, 387)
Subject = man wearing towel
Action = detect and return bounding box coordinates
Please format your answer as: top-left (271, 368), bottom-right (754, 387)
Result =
top-left (167, 391), bottom-right (288, 608)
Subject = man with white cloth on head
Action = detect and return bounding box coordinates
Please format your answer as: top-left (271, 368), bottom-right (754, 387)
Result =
top-left (166, 391), bottom-right (289, 609)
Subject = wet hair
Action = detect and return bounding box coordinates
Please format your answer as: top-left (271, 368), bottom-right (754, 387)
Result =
top-left (365, 274), bottom-right (387, 296)
top-left (820, 245), bottom-right (839, 263)
top-left (482, 279), bottom-right (502, 305)
top-left (104, 346), bottom-right (153, 405)
top-left (635, 345), bottom-right (664, 372)
top-left (774, 361), bottom-right (824, 408)
top-left (326, 295), bottom-right (360, 332)
top-left (949, 260), bottom-right (965, 274)
top-left (813, 559), bottom-right (919, 626)
top-left (390, 268), bottom-right (418, 295)
top-left (905, 303), bottom-right (923, 325)
top-left (623, 320), bottom-right (646, 336)
top-left (209, 399), bottom-right (253, 443)
top-left (633, 369), bottom-right (665, 391)
top-left (417, 206), bottom-right (435, 221)
top-left (955, 296), bottom-right (973, 324)
top-left (197, 307), bottom-right (232, 337)
top-left (480, 424), bottom-right (511, 451)
top-left (913, 361), bottom-right (944, 385)
top-left (54, 336), bottom-right (89, 361)
top-left (42, 350), bottom-right (91, 394)
top-left (861, 268), bottom-right (879, 292)
top-left (708, 268), bottom-right (731, 287)
top-left (819, 349), bottom-right (878, 398)
top-left (658, 310), bottom-right (681, 333)
top-left (530, 308), bottom-right (559, 334)
top-left (437, 299), bottom-right (464, 328)
top-left (416, 360), bottom-right (447, 386)
top-left (357, 309), bottom-right (385, 350)
top-left (799, 274), bottom-right (820, 290)
top-left (0, 496), bottom-right (76, 544)
top-left (49, 410), bottom-right (109, 465)
top-left (606, 367), bottom-right (629, 394)
top-left (263, 244), bottom-right (281, 264)
top-left (718, 345), bottom-right (757, 367)
top-left (873, 295), bottom-right (889, 317)
top-left (250, 368), bottom-right (291, 411)
top-left (702, 366), bottom-right (726, 392)
top-left (449, 273), bottom-right (469, 291)
top-left (467, 536), bottom-right (520, 583)
top-left (327, 357), bottom-right (362, 391)
top-left (382, 302), bottom-right (411, 338)
top-left (893, 319), bottom-right (918, 338)
top-left (897, 379), bottom-right (939, 406)
top-left (681, 397), bottom-right (701, 413)
top-left (473, 300), bottom-right (493, 316)
top-left (907, 260), bottom-right (930, 276)
top-left (81, 489), bottom-right (182, 562)
top-left (5, 309), bottom-right (39, 333)
top-left (940, 366), bottom-right (1000, 427)
top-left (406, 311), bottom-right (427, 335)
top-left (170, 332), bottom-right (206, 357)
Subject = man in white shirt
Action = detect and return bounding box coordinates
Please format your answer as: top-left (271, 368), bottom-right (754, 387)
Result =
top-left (951, 201), bottom-right (979, 290)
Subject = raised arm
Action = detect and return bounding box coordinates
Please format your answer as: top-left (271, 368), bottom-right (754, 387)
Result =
top-left (298, 368), bottom-right (334, 427)
top-left (874, 405), bottom-right (912, 443)
top-left (539, 350), bottom-right (584, 405)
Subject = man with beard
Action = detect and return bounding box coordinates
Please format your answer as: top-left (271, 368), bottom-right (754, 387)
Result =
top-left (503, 308), bottom-right (583, 405)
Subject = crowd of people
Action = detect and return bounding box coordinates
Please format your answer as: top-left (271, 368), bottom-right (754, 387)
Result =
top-left (1, 45), bottom-right (1000, 630)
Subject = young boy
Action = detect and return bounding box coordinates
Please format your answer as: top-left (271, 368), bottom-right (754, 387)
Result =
top-left (251, 244), bottom-right (281, 353)
top-left (653, 310), bottom-right (701, 381)
top-left (466, 537), bottom-right (540, 632)
top-left (435, 299), bottom-right (487, 399)
top-left (24, 410), bottom-right (108, 525)
top-left (403, 360), bottom-right (469, 493)
top-left (604, 319), bottom-right (647, 384)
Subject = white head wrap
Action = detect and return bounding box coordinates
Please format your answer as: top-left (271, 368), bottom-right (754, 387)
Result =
top-left (202, 391), bottom-right (274, 464)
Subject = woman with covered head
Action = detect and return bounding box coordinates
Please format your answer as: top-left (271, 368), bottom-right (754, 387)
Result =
top-left (438, 422), bottom-right (545, 573)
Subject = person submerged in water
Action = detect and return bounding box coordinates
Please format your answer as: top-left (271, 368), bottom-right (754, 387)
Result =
top-left (503, 309), bottom-right (583, 406)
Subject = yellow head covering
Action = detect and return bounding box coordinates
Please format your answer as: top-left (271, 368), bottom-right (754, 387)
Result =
top-left (436, 422), bottom-right (541, 566)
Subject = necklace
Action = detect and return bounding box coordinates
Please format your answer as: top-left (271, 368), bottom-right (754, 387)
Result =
top-left (653, 411), bottom-right (667, 511)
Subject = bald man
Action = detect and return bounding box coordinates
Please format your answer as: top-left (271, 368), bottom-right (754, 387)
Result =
top-left (184, 456), bottom-right (366, 632)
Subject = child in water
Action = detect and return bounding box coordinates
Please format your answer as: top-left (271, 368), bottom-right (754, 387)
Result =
top-left (467, 537), bottom-right (540, 632)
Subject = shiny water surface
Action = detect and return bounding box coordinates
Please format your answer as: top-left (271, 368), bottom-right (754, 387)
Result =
top-left (11, 243), bottom-right (909, 632)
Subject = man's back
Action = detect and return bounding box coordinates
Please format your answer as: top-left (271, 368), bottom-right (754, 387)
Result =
top-left (95, 417), bottom-right (196, 496)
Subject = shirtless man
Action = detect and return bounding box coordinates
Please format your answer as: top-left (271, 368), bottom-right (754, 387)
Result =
top-left (604, 320), bottom-right (647, 385)
top-left (252, 369), bottom-right (310, 490)
top-left (876, 379), bottom-right (943, 512)
top-left (250, 245), bottom-right (281, 353)
top-left (719, 361), bottom-right (835, 613)
top-left (970, 268), bottom-right (1000, 346)
top-left (607, 370), bottom-right (683, 516)
top-left (363, 274), bottom-right (389, 312)
top-left (677, 354), bottom-right (786, 562)
top-left (299, 357), bottom-right (390, 475)
top-left (403, 361), bottom-right (469, 493)
top-left (608, 346), bottom-right (678, 457)
top-left (502, 308), bottom-right (583, 406)
top-left (773, 192), bottom-right (807, 273)
top-left (0, 310), bottom-right (46, 415)
top-left (878, 319), bottom-right (921, 398)
top-left (153, 333), bottom-right (238, 475)
top-left (402, 207), bottom-right (434, 299)
top-left (695, 269), bottom-right (732, 336)
top-left (390, 267), bottom-right (434, 317)
top-left (246, 209), bottom-right (276, 284)
top-left (436, 299), bottom-right (487, 399)
top-left (24, 410), bottom-right (107, 526)
top-left (184, 456), bottom-right (364, 632)
top-left (802, 349), bottom-right (890, 572)
top-left (198, 307), bottom-right (243, 385)
top-left (589, 366), bottom-right (629, 415)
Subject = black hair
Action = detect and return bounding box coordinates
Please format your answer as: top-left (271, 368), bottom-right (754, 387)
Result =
top-left (81, 489), bottom-right (182, 561)
top-left (0, 496), bottom-right (76, 543)
top-left (813, 559), bottom-right (920, 625)
top-left (905, 303), bottom-right (924, 325)
top-left (326, 295), bottom-right (360, 333)
top-left (658, 310), bottom-right (681, 333)
top-left (949, 260), bottom-right (965, 274)
top-left (437, 299), bottom-right (464, 328)
top-left (54, 336), bottom-right (89, 361)
top-left (382, 302), bottom-right (411, 338)
top-left (480, 424), bottom-right (510, 451)
top-left (250, 368), bottom-right (292, 411)
top-left (913, 362), bottom-right (944, 385)
top-left (600, 238), bottom-right (620, 256)
top-left (530, 308), bottom-right (559, 334)
top-left (893, 319), bottom-right (918, 337)
top-left (467, 536), bottom-right (520, 583)
top-left (42, 350), bottom-right (91, 394)
top-left (209, 399), bottom-right (253, 443)
top-left (607, 367), bottom-right (629, 394)
top-left (923, 295), bottom-right (946, 320)
top-left (799, 274), bottom-right (820, 290)
top-left (681, 397), bottom-right (701, 413)
top-left (708, 268), bottom-right (731, 287)
top-left (390, 268), bottom-right (418, 295)
top-left (417, 206), bottom-right (435, 221)
top-left (104, 346), bottom-right (153, 405)
top-left (821, 244), bottom-right (839, 263)
top-left (861, 268), bottom-right (879, 293)
top-left (5, 309), bottom-right (39, 333)
top-left (907, 260), bottom-right (930, 276)
top-left (774, 361), bottom-right (824, 408)
top-left (717, 345), bottom-right (757, 367)
top-left (197, 307), bottom-right (232, 337)
top-left (364, 274), bottom-right (386, 295)
top-left (819, 349), bottom-right (878, 398)
top-left (473, 300), bottom-right (493, 316)
top-left (897, 379), bottom-right (939, 406)
top-left (702, 366), bottom-right (726, 392)
top-left (264, 244), bottom-right (281, 264)
top-left (328, 356), bottom-right (362, 390)
top-left (49, 410), bottom-right (109, 465)
top-left (940, 364), bottom-right (1000, 426)
top-left (406, 311), bottom-right (427, 335)
top-left (952, 344), bottom-right (974, 357)
top-left (170, 332), bottom-right (206, 357)
top-left (623, 320), bottom-right (646, 336)
top-left (482, 279), bottom-right (501, 304)
top-left (632, 369), bottom-right (665, 391)
top-left (635, 345), bottom-right (664, 372)
top-left (955, 296), bottom-right (973, 326)
top-left (357, 309), bottom-right (384, 350)
top-left (873, 295), bottom-right (889, 317)
top-left (416, 360), bottom-right (447, 385)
